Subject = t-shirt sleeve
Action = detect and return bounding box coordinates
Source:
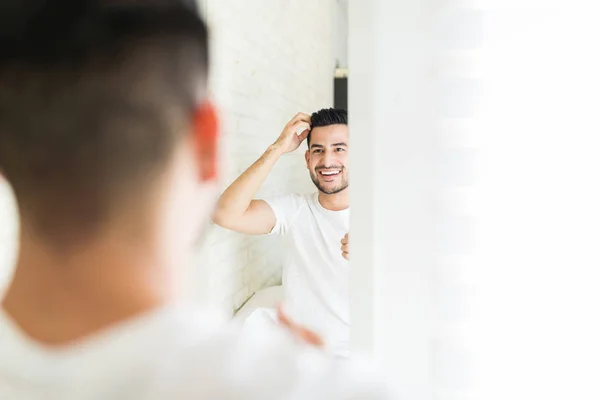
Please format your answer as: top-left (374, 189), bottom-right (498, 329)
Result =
top-left (262, 193), bottom-right (305, 236)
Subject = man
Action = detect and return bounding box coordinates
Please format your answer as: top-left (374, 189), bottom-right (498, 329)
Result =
top-left (0, 1), bottom-right (395, 398)
top-left (213, 108), bottom-right (351, 357)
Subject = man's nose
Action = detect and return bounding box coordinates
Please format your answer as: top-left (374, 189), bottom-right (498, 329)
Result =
top-left (322, 150), bottom-right (335, 167)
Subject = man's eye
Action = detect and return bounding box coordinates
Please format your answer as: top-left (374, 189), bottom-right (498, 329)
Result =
top-left (336, 148), bottom-right (345, 152)
top-left (313, 149), bottom-right (322, 153)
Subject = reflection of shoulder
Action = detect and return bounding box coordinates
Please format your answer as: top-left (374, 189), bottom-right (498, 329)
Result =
top-left (297, 192), bottom-right (315, 206)
top-left (277, 192), bottom-right (311, 207)
top-left (283, 192), bottom-right (311, 226)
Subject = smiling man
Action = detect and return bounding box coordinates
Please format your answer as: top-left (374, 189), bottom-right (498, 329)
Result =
top-left (213, 108), bottom-right (351, 357)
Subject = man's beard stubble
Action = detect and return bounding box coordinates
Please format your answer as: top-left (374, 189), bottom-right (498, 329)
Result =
top-left (309, 168), bottom-right (349, 195)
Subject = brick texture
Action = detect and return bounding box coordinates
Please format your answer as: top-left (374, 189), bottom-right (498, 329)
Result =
top-left (193, 0), bottom-right (334, 315)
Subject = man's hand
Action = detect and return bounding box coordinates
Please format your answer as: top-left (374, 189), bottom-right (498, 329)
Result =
top-left (277, 306), bottom-right (324, 348)
top-left (341, 233), bottom-right (349, 260)
top-left (272, 112), bottom-right (311, 154)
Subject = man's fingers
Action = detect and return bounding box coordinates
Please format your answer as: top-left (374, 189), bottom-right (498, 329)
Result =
top-left (277, 305), bottom-right (324, 348)
top-left (342, 251), bottom-right (349, 260)
top-left (341, 233), bottom-right (348, 245)
top-left (300, 328), bottom-right (324, 347)
top-left (277, 305), bottom-right (293, 328)
top-left (291, 121), bottom-right (311, 136)
top-left (287, 112), bottom-right (311, 127)
top-left (297, 128), bottom-right (310, 142)
top-left (291, 112), bottom-right (311, 124)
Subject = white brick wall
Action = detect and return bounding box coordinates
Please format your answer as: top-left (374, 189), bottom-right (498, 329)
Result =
top-left (0, 1), bottom-right (335, 312)
top-left (192, 0), bottom-right (335, 315)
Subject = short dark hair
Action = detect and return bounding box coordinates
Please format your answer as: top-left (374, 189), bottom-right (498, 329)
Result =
top-left (0, 1), bottom-right (209, 243)
top-left (308, 108), bottom-right (348, 147)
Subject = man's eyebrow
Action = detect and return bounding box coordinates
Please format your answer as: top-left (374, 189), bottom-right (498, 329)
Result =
top-left (332, 142), bottom-right (347, 147)
top-left (310, 144), bottom-right (324, 149)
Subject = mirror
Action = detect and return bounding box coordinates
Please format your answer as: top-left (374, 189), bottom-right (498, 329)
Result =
top-left (192, 0), bottom-right (351, 357)
top-left (0, 0), bottom-right (351, 359)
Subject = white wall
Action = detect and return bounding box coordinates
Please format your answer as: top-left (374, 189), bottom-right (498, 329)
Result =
top-left (350, 1), bottom-right (600, 400)
top-left (348, 1), bottom-right (436, 398)
top-left (348, 0), bottom-right (483, 399)
top-left (0, 1), bottom-right (335, 311)
top-left (333, 0), bottom-right (348, 68)
top-left (185, 0), bottom-right (335, 314)
top-left (349, 1), bottom-right (485, 398)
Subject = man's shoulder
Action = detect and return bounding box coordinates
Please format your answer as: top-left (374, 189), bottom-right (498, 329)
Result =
top-left (0, 306), bottom-right (396, 399)
top-left (267, 191), bottom-right (315, 202)
top-left (262, 192), bottom-right (315, 213)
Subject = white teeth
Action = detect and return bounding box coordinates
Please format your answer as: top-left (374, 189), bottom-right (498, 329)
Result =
top-left (320, 171), bottom-right (340, 176)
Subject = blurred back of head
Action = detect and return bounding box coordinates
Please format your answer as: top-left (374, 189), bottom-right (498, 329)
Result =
top-left (0, 0), bottom-right (210, 246)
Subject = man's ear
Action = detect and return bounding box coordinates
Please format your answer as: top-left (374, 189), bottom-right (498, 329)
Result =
top-left (305, 150), bottom-right (310, 169)
top-left (193, 101), bottom-right (219, 182)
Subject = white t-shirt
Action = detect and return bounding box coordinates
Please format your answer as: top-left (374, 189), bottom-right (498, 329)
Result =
top-left (264, 193), bottom-right (350, 357)
top-left (0, 306), bottom-right (395, 399)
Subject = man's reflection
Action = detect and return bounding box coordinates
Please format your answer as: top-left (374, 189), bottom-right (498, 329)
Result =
top-left (213, 108), bottom-right (350, 357)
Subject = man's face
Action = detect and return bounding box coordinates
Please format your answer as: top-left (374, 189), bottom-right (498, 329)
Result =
top-left (305, 124), bottom-right (349, 195)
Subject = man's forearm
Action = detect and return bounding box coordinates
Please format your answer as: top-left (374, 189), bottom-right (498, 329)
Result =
top-left (213, 144), bottom-right (284, 222)
top-left (212, 112), bottom-right (311, 228)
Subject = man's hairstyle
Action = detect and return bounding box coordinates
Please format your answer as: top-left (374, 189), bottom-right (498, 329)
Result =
top-left (308, 108), bottom-right (347, 147)
top-left (0, 0), bottom-right (209, 243)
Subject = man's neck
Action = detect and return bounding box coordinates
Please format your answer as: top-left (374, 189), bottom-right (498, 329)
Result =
top-left (1, 232), bottom-right (173, 346)
top-left (318, 189), bottom-right (349, 211)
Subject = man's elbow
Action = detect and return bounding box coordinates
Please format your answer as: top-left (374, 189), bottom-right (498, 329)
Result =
top-left (211, 209), bottom-right (229, 228)
top-left (212, 208), bottom-right (244, 232)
